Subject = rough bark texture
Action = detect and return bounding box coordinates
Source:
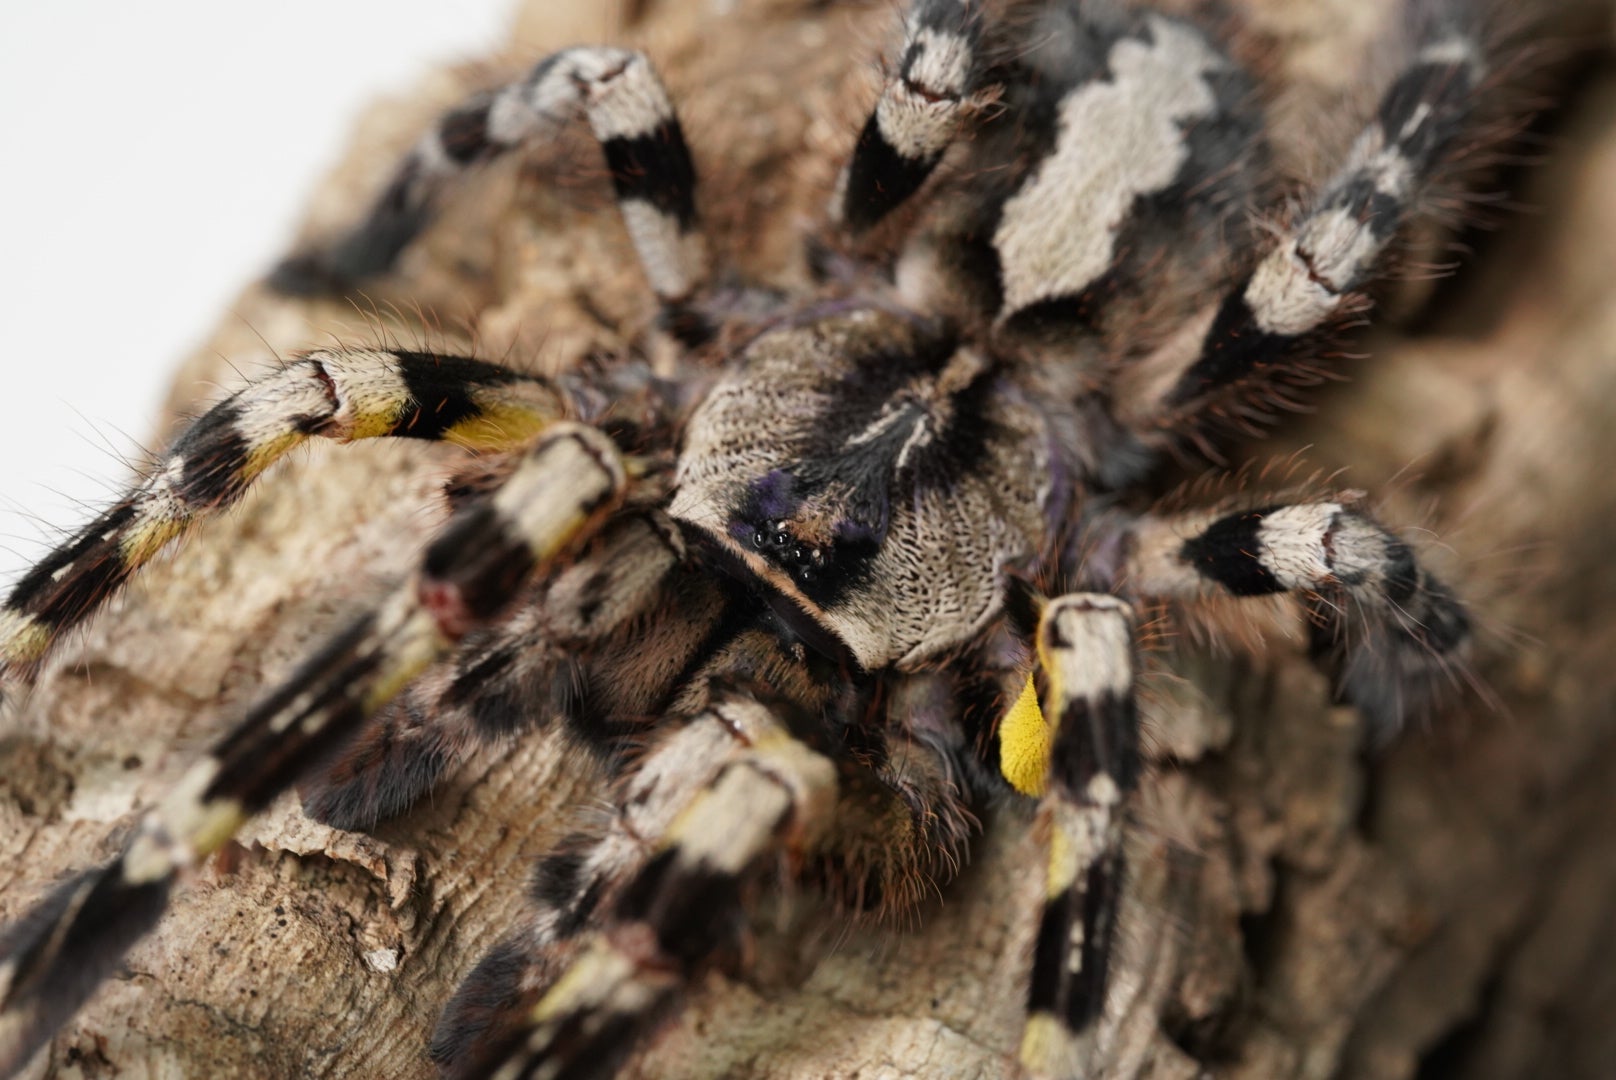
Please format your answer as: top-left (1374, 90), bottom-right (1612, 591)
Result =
top-left (4, 1), bottom-right (1616, 1077)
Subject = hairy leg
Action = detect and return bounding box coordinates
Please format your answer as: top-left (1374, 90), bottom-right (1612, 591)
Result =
top-left (835, 0), bottom-right (982, 234)
top-left (1115, 15), bottom-right (1485, 437)
top-left (1017, 593), bottom-right (1140, 1079)
top-left (433, 683), bottom-right (981, 1077)
top-left (0, 348), bottom-right (578, 686)
top-left (0, 424), bottom-right (628, 1073)
top-left (269, 47), bottom-right (706, 304)
top-left (1098, 498), bottom-right (1470, 731)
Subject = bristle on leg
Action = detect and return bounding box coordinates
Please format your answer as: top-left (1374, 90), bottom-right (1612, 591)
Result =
top-left (465, 698), bottom-right (838, 1079)
top-left (1153, 27), bottom-right (1485, 416)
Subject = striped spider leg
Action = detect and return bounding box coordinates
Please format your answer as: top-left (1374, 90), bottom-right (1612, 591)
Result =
top-left (0, 423), bottom-right (631, 1074)
top-left (0, 41), bottom-right (710, 693)
top-left (1013, 484), bottom-right (1474, 1077)
top-left (270, 45), bottom-right (705, 308)
top-left (0, 0), bottom-right (1511, 1075)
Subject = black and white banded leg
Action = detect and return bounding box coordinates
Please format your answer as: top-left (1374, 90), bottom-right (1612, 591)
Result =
top-left (428, 705), bottom-right (765, 1076)
top-left (0, 425), bottom-right (629, 1075)
top-left (270, 46), bottom-right (705, 304)
top-left (893, 9), bottom-right (1264, 338)
top-left (1019, 593), bottom-right (1139, 1080)
top-left (432, 688), bottom-right (979, 1079)
top-left (836, 0), bottom-right (982, 234)
top-left (0, 349), bottom-right (573, 686)
top-left (300, 509), bottom-right (687, 830)
top-left (1126, 26), bottom-right (1485, 429)
top-left (453, 695), bottom-right (840, 1080)
top-left (1111, 500), bottom-right (1471, 731)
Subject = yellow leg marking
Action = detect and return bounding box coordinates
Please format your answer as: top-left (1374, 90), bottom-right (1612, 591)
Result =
top-left (327, 352), bottom-right (413, 439)
top-left (186, 801), bottom-right (249, 860)
top-left (529, 945), bottom-right (637, 1025)
top-left (361, 606), bottom-right (452, 714)
top-left (1036, 634), bottom-right (1067, 720)
top-left (119, 514), bottom-right (188, 566)
top-left (1045, 803), bottom-right (1084, 900)
top-left (999, 673), bottom-right (1052, 797)
top-left (122, 762), bottom-right (249, 885)
top-left (445, 402), bottom-right (552, 452)
top-left (1020, 1012), bottom-right (1083, 1078)
top-left (345, 399), bottom-right (409, 440)
top-left (497, 426), bottom-right (626, 563)
top-left (499, 943), bottom-right (675, 1080)
top-left (240, 429), bottom-right (310, 482)
top-left (0, 612), bottom-right (51, 667)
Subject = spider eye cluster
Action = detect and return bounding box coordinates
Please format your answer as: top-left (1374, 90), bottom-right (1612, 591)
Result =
top-left (749, 520), bottom-right (827, 583)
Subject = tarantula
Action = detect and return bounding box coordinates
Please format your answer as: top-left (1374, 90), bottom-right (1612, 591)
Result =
top-left (0, 0), bottom-right (1490, 1075)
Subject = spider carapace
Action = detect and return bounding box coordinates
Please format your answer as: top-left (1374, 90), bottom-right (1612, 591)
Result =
top-left (0, 1), bottom-right (1487, 1076)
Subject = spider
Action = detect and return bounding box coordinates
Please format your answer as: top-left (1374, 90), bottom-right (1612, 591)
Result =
top-left (0, 0), bottom-right (1499, 1076)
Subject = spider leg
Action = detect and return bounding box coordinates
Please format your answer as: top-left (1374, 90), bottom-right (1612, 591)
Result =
top-left (835, 0), bottom-right (981, 234)
top-left (456, 693), bottom-right (840, 1080)
top-left (300, 509), bottom-right (687, 830)
top-left (833, 689), bottom-right (980, 916)
top-left (893, 8), bottom-right (1264, 338)
top-left (1017, 593), bottom-right (1138, 1080)
top-left (1100, 499), bottom-right (1470, 732)
top-left (0, 348), bottom-right (575, 687)
top-left (1118, 22), bottom-right (1485, 433)
top-left (269, 47), bottom-right (705, 305)
top-left (432, 683), bottom-right (979, 1077)
top-left (0, 424), bottom-right (628, 1074)
top-left (428, 705), bottom-right (768, 1075)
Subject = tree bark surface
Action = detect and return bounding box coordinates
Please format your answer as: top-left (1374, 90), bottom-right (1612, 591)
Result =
top-left (3, 2), bottom-right (1616, 1078)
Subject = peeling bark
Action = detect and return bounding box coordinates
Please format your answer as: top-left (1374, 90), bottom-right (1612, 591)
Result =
top-left (3, 1), bottom-right (1616, 1078)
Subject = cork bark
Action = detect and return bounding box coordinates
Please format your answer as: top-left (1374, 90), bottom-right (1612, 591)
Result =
top-left (4, 1), bottom-right (1616, 1077)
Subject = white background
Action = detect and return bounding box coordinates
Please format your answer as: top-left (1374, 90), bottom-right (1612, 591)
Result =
top-left (0, 1), bottom-right (517, 584)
